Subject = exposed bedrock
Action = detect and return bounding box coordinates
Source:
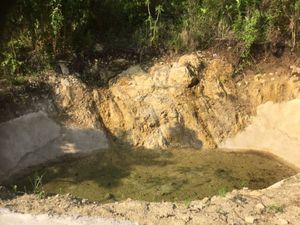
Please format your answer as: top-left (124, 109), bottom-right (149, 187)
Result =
top-left (95, 54), bottom-right (300, 157)
top-left (95, 56), bottom-right (243, 149)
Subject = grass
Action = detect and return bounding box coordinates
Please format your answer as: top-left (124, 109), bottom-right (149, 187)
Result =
top-left (239, 180), bottom-right (249, 188)
top-left (30, 172), bottom-right (46, 199)
top-left (218, 187), bottom-right (228, 197)
top-left (267, 204), bottom-right (284, 213)
top-left (184, 197), bottom-right (192, 207)
top-left (10, 73), bottom-right (40, 85)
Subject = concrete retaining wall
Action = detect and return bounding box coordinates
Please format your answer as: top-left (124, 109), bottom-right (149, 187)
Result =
top-left (220, 100), bottom-right (300, 169)
top-left (0, 112), bottom-right (109, 182)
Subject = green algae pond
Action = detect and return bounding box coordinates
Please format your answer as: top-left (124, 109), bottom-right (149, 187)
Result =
top-left (17, 148), bottom-right (297, 203)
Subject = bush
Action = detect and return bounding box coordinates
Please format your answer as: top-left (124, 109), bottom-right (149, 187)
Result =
top-left (0, 0), bottom-right (299, 79)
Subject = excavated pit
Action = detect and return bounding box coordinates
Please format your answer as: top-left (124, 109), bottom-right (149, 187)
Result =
top-left (1, 51), bottom-right (300, 224)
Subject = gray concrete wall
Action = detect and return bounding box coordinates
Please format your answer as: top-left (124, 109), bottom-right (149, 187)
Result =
top-left (220, 100), bottom-right (300, 169)
top-left (0, 112), bottom-right (109, 182)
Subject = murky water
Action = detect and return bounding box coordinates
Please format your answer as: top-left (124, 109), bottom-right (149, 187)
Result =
top-left (18, 148), bottom-right (296, 202)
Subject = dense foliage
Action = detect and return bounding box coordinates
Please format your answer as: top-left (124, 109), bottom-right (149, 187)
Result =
top-left (0, 0), bottom-right (299, 79)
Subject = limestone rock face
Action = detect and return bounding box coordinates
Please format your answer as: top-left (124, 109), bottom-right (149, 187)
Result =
top-left (167, 64), bottom-right (193, 87)
top-left (47, 74), bottom-right (102, 129)
top-left (94, 54), bottom-right (300, 151)
top-left (177, 53), bottom-right (200, 69)
top-left (95, 56), bottom-right (245, 149)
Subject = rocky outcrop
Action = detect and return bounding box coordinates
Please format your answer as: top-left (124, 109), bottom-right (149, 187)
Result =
top-left (236, 71), bottom-right (300, 112)
top-left (91, 53), bottom-right (300, 167)
top-left (4, 53), bottom-right (298, 153)
top-left (46, 74), bottom-right (102, 129)
top-left (95, 55), bottom-right (248, 149)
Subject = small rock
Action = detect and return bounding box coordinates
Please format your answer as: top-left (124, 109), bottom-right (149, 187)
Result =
top-left (211, 196), bottom-right (217, 201)
top-left (249, 190), bottom-right (261, 197)
top-left (255, 203), bottom-right (265, 212)
top-left (278, 218), bottom-right (289, 225)
top-left (168, 65), bottom-right (193, 88)
top-left (81, 198), bottom-right (88, 204)
top-left (94, 43), bottom-right (104, 52)
top-left (290, 65), bottom-right (300, 75)
top-left (105, 193), bottom-right (115, 200)
top-left (58, 61), bottom-right (69, 75)
top-left (245, 216), bottom-right (255, 224)
top-left (201, 197), bottom-right (209, 204)
top-left (112, 58), bottom-right (129, 69)
top-left (178, 54), bottom-right (200, 69)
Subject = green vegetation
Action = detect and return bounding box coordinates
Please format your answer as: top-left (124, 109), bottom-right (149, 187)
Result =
top-left (30, 172), bottom-right (46, 199)
top-left (0, 0), bottom-right (299, 80)
top-left (217, 187), bottom-right (228, 197)
top-left (184, 197), bottom-right (192, 207)
top-left (267, 203), bottom-right (285, 213)
top-left (239, 179), bottom-right (249, 187)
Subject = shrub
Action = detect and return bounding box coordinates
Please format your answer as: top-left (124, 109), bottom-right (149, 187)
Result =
top-left (0, 0), bottom-right (299, 79)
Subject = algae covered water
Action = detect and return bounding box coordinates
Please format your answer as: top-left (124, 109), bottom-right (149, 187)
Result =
top-left (20, 148), bottom-right (296, 202)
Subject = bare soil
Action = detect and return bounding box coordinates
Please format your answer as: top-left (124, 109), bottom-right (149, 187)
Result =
top-left (1, 173), bottom-right (300, 225)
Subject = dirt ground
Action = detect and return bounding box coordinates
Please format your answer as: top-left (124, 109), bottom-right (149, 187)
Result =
top-left (1, 173), bottom-right (299, 225)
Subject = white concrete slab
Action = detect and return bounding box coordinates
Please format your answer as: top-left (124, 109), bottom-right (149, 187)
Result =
top-left (0, 208), bottom-right (137, 225)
